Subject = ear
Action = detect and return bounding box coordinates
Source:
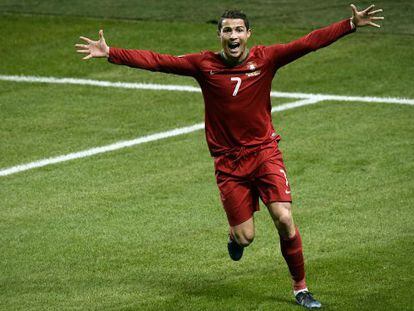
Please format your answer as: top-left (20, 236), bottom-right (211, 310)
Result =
top-left (217, 29), bottom-right (221, 38)
top-left (247, 28), bottom-right (252, 39)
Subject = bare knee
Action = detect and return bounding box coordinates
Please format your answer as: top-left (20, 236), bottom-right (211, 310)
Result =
top-left (231, 218), bottom-right (255, 247)
top-left (234, 229), bottom-right (255, 247)
top-left (278, 210), bottom-right (293, 228)
top-left (267, 202), bottom-right (295, 238)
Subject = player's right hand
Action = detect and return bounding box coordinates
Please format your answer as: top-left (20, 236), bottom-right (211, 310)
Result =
top-left (75, 29), bottom-right (110, 60)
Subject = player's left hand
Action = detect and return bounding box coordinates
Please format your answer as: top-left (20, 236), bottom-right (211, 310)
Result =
top-left (350, 4), bottom-right (384, 28)
top-left (75, 29), bottom-right (110, 60)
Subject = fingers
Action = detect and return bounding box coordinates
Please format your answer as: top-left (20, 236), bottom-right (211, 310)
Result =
top-left (75, 43), bottom-right (90, 54)
top-left (363, 4), bottom-right (375, 13)
top-left (368, 21), bottom-right (381, 28)
top-left (351, 4), bottom-right (384, 28)
top-left (75, 44), bottom-right (88, 49)
top-left (368, 9), bottom-right (383, 15)
top-left (77, 32), bottom-right (101, 60)
top-left (350, 4), bottom-right (358, 15)
top-left (79, 36), bottom-right (93, 44)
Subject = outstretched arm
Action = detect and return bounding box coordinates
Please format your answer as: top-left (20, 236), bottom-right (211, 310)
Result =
top-left (75, 30), bottom-right (200, 77)
top-left (266, 4), bottom-right (384, 69)
top-left (75, 30), bottom-right (109, 60)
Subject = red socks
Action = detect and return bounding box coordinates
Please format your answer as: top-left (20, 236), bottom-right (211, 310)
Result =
top-left (280, 227), bottom-right (307, 291)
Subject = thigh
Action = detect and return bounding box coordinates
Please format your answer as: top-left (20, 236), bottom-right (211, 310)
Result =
top-left (254, 148), bottom-right (292, 206)
top-left (216, 171), bottom-right (260, 227)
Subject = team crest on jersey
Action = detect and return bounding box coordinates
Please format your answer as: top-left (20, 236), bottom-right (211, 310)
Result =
top-left (246, 61), bottom-right (261, 77)
top-left (247, 61), bottom-right (257, 71)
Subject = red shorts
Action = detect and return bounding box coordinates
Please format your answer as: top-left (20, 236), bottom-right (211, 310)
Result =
top-left (214, 141), bottom-right (292, 227)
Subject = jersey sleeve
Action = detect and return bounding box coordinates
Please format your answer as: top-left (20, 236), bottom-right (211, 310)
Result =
top-left (264, 19), bottom-right (356, 69)
top-left (108, 48), bottom-right (201, 77)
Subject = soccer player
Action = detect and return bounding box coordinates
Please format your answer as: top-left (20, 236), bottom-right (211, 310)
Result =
top-left (76, 4), bottom-right (383, 309)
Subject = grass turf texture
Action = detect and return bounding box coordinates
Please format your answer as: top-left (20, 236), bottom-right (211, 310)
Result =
top-left (0, 0), bottom-right (413, 35)
top-left (1, 2), bottom-right (413, 310)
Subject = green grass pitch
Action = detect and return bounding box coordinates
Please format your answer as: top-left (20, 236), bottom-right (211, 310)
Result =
top-left (0, 1), bottom-right (413, 310)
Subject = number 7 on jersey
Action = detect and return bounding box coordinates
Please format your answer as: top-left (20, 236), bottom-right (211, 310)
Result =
top-left (231, 77), bottom-right (242, 96)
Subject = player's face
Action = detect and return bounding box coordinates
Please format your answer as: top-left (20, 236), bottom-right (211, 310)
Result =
top-left (219, 18), bottom-right (251, 62)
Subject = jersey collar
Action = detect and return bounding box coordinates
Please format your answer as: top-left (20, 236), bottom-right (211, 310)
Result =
top-left (219, 49), bottom-right (250, 67)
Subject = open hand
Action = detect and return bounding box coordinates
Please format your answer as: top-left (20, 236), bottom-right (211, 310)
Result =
top-left (75, 30), bottom-right (110, 60)
top-left (350, 4), bottom-right (384, 28)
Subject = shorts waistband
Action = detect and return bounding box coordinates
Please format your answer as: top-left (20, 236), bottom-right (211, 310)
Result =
top-left (215, 139), bottom-right (279, 161)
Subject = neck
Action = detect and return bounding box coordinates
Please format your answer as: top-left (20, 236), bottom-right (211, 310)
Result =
top-left (220, 49), bottom-right (249, 66)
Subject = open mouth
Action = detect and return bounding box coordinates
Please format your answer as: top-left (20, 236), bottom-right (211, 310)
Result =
top-left (228, 42), bottom-right (240, 52)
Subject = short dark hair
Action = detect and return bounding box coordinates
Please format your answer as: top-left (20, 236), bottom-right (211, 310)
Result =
top-left (218, 10), bottom-right (250, 31)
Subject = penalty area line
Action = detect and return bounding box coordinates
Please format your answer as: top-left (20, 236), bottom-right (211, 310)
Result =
top-left (0, 98), bottom-right (321, 177)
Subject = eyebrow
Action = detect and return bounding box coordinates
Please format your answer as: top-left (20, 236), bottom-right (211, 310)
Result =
top-left (222, 25), bottom-right (245, 31)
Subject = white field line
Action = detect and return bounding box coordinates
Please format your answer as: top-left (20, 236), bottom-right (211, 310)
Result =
top-left (1, 73), bottom-right (413, 177)
top-left (1, 74), bottom-right (414, 105)
top-left (0, 98), bottom-right (320, 177)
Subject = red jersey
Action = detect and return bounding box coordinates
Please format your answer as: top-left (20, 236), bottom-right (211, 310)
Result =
top-left (108, 19), bottom-right (355, 156)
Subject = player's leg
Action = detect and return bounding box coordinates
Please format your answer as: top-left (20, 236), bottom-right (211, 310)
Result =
top-left (254, 145), bottom-right (307, 290)
top-left (267, 202), bottom-right (305, 289)
top-left (254, 143), bottom-right (321, 309)
top-left (267, 202), bottom-right (321, 309)
top-left (228, 216), bottom-right (255, 261)
top-left (215, 171), bottom-right (259, 261)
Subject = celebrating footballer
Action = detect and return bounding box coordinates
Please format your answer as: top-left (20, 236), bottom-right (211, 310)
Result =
top-left (76, 4), bottom-right (384, 309)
